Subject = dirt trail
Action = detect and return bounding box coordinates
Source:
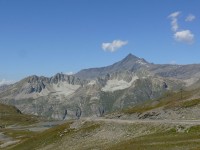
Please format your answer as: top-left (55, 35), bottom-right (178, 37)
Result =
top-left (7, 120), bottom-right (66, 132)
top-left (0, 132), bottom-right (19, 149)
top-left (84, 118), bottom-right (200, 125)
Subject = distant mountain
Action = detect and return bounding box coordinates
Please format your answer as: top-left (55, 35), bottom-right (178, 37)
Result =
top-left (76, 53), bottom-right (200, 83)
top-left (75, 53), bottom-right (151, 79)
top-left (151, 63), bottom-right (200, 80)
top-left (0, 53), bottom-right (200, 120)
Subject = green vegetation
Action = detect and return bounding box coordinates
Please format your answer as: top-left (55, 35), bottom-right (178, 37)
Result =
top-left (0, 103), bottom-right (39, 126)
top-left (2, 129), bottom-right (36, 140)
top-left (107, 126), bottom-right (200, 150)
top-left (188, 125), bottom-right (200, 133)
top-left (122, 89), bottom-right (196, 114)
top-left (0, 103), bottom-right (43, 150)
top-left (10, 121), bottom-right (73, 150)
top-left (181, 98), bottom-right (200, 108)
top-left (10, 121), bottom-right (101, 150)
top-left (9, 121), bottom-right (200, 150)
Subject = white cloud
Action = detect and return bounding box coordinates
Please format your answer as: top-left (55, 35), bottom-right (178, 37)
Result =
top-left (168, 11), bottom-right (181, 18)
top-left (168, 11), bottom-right (181, 32)
top-left (102, 40), bottom-right (128, 52)
top-left (174, 30), bottom-right (194, 44)
top-left (168, 11), bottom-right (196, 44)
top-left (0, 79), bottom-right (14, 86)
top-left (185, 14), bottom-right (196, 22)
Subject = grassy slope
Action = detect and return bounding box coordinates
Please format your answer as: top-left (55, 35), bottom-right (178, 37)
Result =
top-left (8, 120), bottom-right (200, 150)
top-left (0, 103), bottom-right (39, 126)
top-left (10, 121), bottom-right (101, 150)
top-left (105, 89), bottom-right (200, 149)
top-left (108, 126), bottom-right (200, 150)
top-left (0, 103), bottom-right (42, 150)
top-left (122, 88), bottom-right (199, 114)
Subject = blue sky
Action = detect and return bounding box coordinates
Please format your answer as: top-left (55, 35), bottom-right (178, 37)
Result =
top-left (0, 0), bottom-right (200, 83)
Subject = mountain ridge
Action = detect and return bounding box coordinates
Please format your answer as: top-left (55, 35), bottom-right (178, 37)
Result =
top-left (1, 53), bottom-right (200, 120)
top-left (75, 53), bottom-right (150, 79)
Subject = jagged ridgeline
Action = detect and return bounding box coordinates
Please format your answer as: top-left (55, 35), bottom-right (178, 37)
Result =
top-left (1, 54), bottom-right (200, 119)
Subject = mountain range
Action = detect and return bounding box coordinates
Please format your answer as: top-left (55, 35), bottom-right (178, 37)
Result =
top-left (1, 53), bottom-right (200, 119)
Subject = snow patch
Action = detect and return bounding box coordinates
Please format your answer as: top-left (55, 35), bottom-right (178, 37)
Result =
top-left (52, 82), bottom-right (80, 96)
top-left (136, 60), bottom-right (149, 68)
top-left (15, 81), bottom-right (80, 100)
top-left (184, 78), bottom-right (199, 86)
top-left (88, 80), bottom-right (97, 85)
top-left (136, 60), bottom-right (147, 65)
top-left (102, 76), bottom-right (138, 92)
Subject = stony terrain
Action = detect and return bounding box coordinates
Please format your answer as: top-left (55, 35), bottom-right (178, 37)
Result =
top-left (6, 118), bottom-right (200, 150)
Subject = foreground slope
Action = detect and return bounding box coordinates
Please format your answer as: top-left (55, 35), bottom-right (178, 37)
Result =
top-left (0, 103), bottom-right (39, 126)
top-left (0, 103), bottom-right (42, 149)
top-left (9, 118), bottom-right (200, 150)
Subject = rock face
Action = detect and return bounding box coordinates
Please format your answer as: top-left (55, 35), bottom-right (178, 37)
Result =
top-left (0, 54), bottom-right (200, 120)
top-left (0, 84), bottom-right (10, 93)
top-left (75, 54), bottom-right (150, 79)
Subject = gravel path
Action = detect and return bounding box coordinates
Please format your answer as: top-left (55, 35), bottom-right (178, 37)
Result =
top-left (0, 132), bottom-right (12, 143)
top-left (0, 132), bottom-right (19, 149)
top-left (85, 118), bottom-right (200, 125)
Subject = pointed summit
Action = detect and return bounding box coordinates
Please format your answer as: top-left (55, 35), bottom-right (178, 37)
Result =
top-left (75, 53), bottom-right (150, 79)
top-left (120, 53), bottom-right (148, 65)
top-left (125, 53), bottom-right (138, 59)
top-left (110, 53), bottom-right (149, 72)
top-left (122, 53), bottom-right (140, 62)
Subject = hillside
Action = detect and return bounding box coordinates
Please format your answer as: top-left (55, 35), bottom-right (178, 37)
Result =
top-left (108, 87), bottom-right (200, 120)
top-left (0, 103), bottom-right (39, 126)
top-left (8, 118), bottom-right (200, 150)
top-left (0, 103), bottom-right (42, 149)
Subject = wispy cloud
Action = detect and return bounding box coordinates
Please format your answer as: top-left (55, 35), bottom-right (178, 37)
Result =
top-left (174, 30), bottom-right (194, 44)
top-left (0, 79), bottom-right (14, 86)
top-left (102, 40), bottom-right (128, 52)
top-left (168, 11), bottom-right (196, 44)
top-left (168, 11), bottom-right (181, 32)
top-left (185, 14), bottom-right (196, 22)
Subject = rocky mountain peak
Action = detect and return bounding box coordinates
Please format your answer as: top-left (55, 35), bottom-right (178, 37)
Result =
top-left (110, 53), bottom-right (149, 73)
top-left (75, 53), bottom-right (150, 79)
top-left (50, 73), bottom-right (84, 85)
top-left (120, 53), bottom-right (148, 65)
top-left (124, 53), bottom-right (139, 60)
top-left (50, 73), bottom-right (65, 84)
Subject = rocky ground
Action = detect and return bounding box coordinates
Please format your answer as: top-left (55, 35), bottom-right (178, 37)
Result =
top-left (5, 117), bottom-right (200, 150)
